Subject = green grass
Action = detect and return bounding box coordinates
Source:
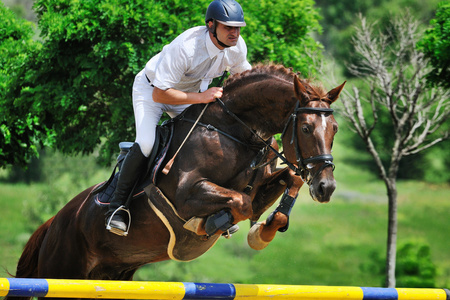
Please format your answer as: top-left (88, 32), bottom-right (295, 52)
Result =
top-left (1, 144), bottom-right (449, 288)
top-left (0, 183), bottom-right (43, 276)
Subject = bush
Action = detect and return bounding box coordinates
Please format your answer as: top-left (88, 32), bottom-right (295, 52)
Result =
top-left (0, 3), bottom-right (42, 167)
top-left (418, 1), bottom-right (450, 89)
top-left (395, 242), bottom-right (437, 288)
top-left (365, 241), bottom-right (437, 288)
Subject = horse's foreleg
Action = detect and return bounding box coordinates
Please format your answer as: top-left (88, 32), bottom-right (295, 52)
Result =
top-left (250, 167), bottom-right (291, 221)
top-left (248, 168), bottom-right (304, 250)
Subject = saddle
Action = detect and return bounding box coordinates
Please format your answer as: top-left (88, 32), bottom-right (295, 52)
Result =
top-left (93, 121), bottom-right (173, 202)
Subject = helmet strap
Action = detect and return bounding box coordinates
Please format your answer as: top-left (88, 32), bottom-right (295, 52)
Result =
top-left (209, 20), bottom-right (231, 48)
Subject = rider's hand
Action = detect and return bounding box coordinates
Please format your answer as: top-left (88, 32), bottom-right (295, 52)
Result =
top-left (199, 87), bottom-right (223, 103)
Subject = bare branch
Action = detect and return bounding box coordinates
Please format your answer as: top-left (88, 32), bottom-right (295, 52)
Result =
top-left (344, 12), bottom-right (450, 165)
top-left (403, 132), bottom-right (449, 156)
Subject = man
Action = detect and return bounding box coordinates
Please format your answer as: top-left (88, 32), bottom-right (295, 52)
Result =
top-left (106, 0), bottom-right (251, 236)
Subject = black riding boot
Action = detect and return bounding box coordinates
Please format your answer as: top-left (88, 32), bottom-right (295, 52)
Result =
top-left (106, 143), bottom-right (147, 236)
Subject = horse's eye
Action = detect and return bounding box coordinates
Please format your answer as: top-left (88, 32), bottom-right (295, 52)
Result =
top-left (302, 125), bottom-right (310, 134)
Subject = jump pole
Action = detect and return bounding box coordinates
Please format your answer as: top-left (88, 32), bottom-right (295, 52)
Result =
top-left (1, 278), bottom-right (449, 300)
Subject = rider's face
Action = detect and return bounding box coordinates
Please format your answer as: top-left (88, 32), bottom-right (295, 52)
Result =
top-left (210, 21), bottom-right (241, 49)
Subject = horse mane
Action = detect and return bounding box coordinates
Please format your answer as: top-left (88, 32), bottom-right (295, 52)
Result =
top-left (224, 63), bottom-right (296, 89)
top-left (224, 63), bottom-right (329, 102)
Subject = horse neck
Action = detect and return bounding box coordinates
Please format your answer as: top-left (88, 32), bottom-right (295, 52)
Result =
top-left (222, 79), bottom-right (296, 138)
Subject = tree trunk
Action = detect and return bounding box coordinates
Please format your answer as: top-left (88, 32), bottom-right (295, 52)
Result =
top-left (384, 178), bottom-right (398, 287)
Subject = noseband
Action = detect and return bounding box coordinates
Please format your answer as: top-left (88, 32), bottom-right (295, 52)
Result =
top-left (281, 102), bottom-right (335, 184)
top-left (216, 99), bottom-right (335, 185)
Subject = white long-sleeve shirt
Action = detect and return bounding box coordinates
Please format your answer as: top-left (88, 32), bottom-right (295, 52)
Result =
top-left (144, 26), bottom-right (251, 93)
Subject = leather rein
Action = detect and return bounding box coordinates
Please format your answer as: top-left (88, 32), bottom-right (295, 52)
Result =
top-left (216, 98), bottom-right (335, 185)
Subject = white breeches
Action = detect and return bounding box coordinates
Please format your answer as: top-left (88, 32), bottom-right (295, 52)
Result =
top-left (132, 70), bottom-right (190, 157)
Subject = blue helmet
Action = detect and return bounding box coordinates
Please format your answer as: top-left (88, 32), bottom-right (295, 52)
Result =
top-left (205, 0), bottom-right (246, 27)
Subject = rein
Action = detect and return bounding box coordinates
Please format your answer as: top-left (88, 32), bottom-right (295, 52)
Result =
top-left (216, 98), bottom-right (335, 185)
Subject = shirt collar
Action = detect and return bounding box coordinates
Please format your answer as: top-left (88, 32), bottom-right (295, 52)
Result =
top-left (205, 29), bottom-right (224, 59)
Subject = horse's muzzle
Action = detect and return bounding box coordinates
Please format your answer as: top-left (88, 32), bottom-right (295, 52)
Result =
top-left (309, 174), bottom-right (336, 203)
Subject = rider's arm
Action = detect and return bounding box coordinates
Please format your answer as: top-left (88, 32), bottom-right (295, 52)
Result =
top-left (152, 86), bottom-right (223, 105)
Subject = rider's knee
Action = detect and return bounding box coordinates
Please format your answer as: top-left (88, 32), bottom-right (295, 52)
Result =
top-left (135, 141), bottom-right (152, 157)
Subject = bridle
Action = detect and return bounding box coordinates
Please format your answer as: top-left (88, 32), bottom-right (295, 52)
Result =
top-left (281, 101), bottom-right (335, 184)
top-left (216, 99), bottom-right (335, 185)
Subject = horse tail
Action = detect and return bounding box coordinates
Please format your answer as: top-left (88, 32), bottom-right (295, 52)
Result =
top-left (4, 217), bottom-right (54, 300)
top-left (17, 217), bottom-right (54, 278)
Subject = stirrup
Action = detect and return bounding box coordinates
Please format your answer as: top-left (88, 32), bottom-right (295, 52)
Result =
top-left (222, 224), bottom-right (239, 239)
top-left (106, 206), bottom-right (131, 236)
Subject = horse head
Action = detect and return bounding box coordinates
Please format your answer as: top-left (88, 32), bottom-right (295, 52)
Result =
top-left (282, 76), bottom-right (346, 203)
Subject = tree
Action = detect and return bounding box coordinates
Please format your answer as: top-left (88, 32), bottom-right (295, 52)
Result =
top-left (0, 3), bottom-right (42, 167)
top-left (244, 0), bottom-right (322, 74)
top-left (339, 13), bottom-right (450, 287)
top-left (0, 0), bottom-right (322, 168)
top-left (418, 1), bottom-right (450, 89)
top-left (313, 0), bottom-right (449, 184)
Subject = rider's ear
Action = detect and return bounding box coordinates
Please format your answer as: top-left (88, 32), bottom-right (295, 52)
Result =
top-left (293, 75), bottom-right (309, 105)
top-left (207, 20), bottom-right (215, 33)
top-left (326, 81), bottom-right (346, 103)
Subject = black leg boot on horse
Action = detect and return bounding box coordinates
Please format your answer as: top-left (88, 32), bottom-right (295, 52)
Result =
top-left (106, 143), bottom-right (148, 236)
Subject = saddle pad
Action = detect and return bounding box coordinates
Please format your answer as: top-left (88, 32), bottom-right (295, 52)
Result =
top-left (144, 184), bottom-right (220, 262)
top-left (94, 175), bottom-right (145, 205)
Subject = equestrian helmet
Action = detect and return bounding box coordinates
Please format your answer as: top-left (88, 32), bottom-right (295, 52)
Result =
top-left (205, 0), bottom-right (246, 27)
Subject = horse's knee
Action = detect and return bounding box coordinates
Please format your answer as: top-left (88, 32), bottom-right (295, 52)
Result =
top-left (230, 194), bottom-right (253, 222)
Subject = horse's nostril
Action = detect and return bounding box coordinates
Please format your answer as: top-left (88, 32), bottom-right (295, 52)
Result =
top-left (315, 179), bottom-right (336, 202)
top-left (319, 181), bottom-right (326, 196)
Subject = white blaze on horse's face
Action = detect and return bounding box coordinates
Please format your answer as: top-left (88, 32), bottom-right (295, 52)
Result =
top-left (321, 114), bottom-right (327, 131)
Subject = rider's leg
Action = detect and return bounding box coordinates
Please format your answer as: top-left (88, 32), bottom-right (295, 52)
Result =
top-left (106, 143), bottom-right (147, 236)
top-left (105, 71), bottom-right (160, 236)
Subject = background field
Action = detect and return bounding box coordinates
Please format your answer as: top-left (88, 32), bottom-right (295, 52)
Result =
top-left (1, 139), bottom-right (449, 288)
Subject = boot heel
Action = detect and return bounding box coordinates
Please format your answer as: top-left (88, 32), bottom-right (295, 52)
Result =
top-left (107, 226), bottom-right (128, 236)
top-left (106, 206), bottom-right (131, 236)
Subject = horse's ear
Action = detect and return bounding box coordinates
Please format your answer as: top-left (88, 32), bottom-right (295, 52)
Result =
top-left (294, 75), bottom-right (309, 104)
top-left (326, 81), bottom-right (346, 103)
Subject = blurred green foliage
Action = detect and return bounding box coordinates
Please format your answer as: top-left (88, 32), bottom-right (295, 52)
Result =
top-left (365, 241), bottom-right (437, 288)
top-left (418, 1), bottom-right (450, 89)
top-left (0, 4), bottom-right (43, 167)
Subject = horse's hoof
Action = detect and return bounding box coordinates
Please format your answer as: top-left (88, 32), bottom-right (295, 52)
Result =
top-left (247, 222), bottom-right (270, 250)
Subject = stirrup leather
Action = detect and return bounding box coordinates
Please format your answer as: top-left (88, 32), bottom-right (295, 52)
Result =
top-left (106, 206), bottom-right (132, 236)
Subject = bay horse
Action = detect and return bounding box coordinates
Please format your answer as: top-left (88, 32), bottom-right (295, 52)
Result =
top-left (7, 64), bottom-right (345, 299)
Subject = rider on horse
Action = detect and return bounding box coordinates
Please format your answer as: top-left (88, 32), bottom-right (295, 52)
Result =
top-left (106, 0), bottom-right (251, 236)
